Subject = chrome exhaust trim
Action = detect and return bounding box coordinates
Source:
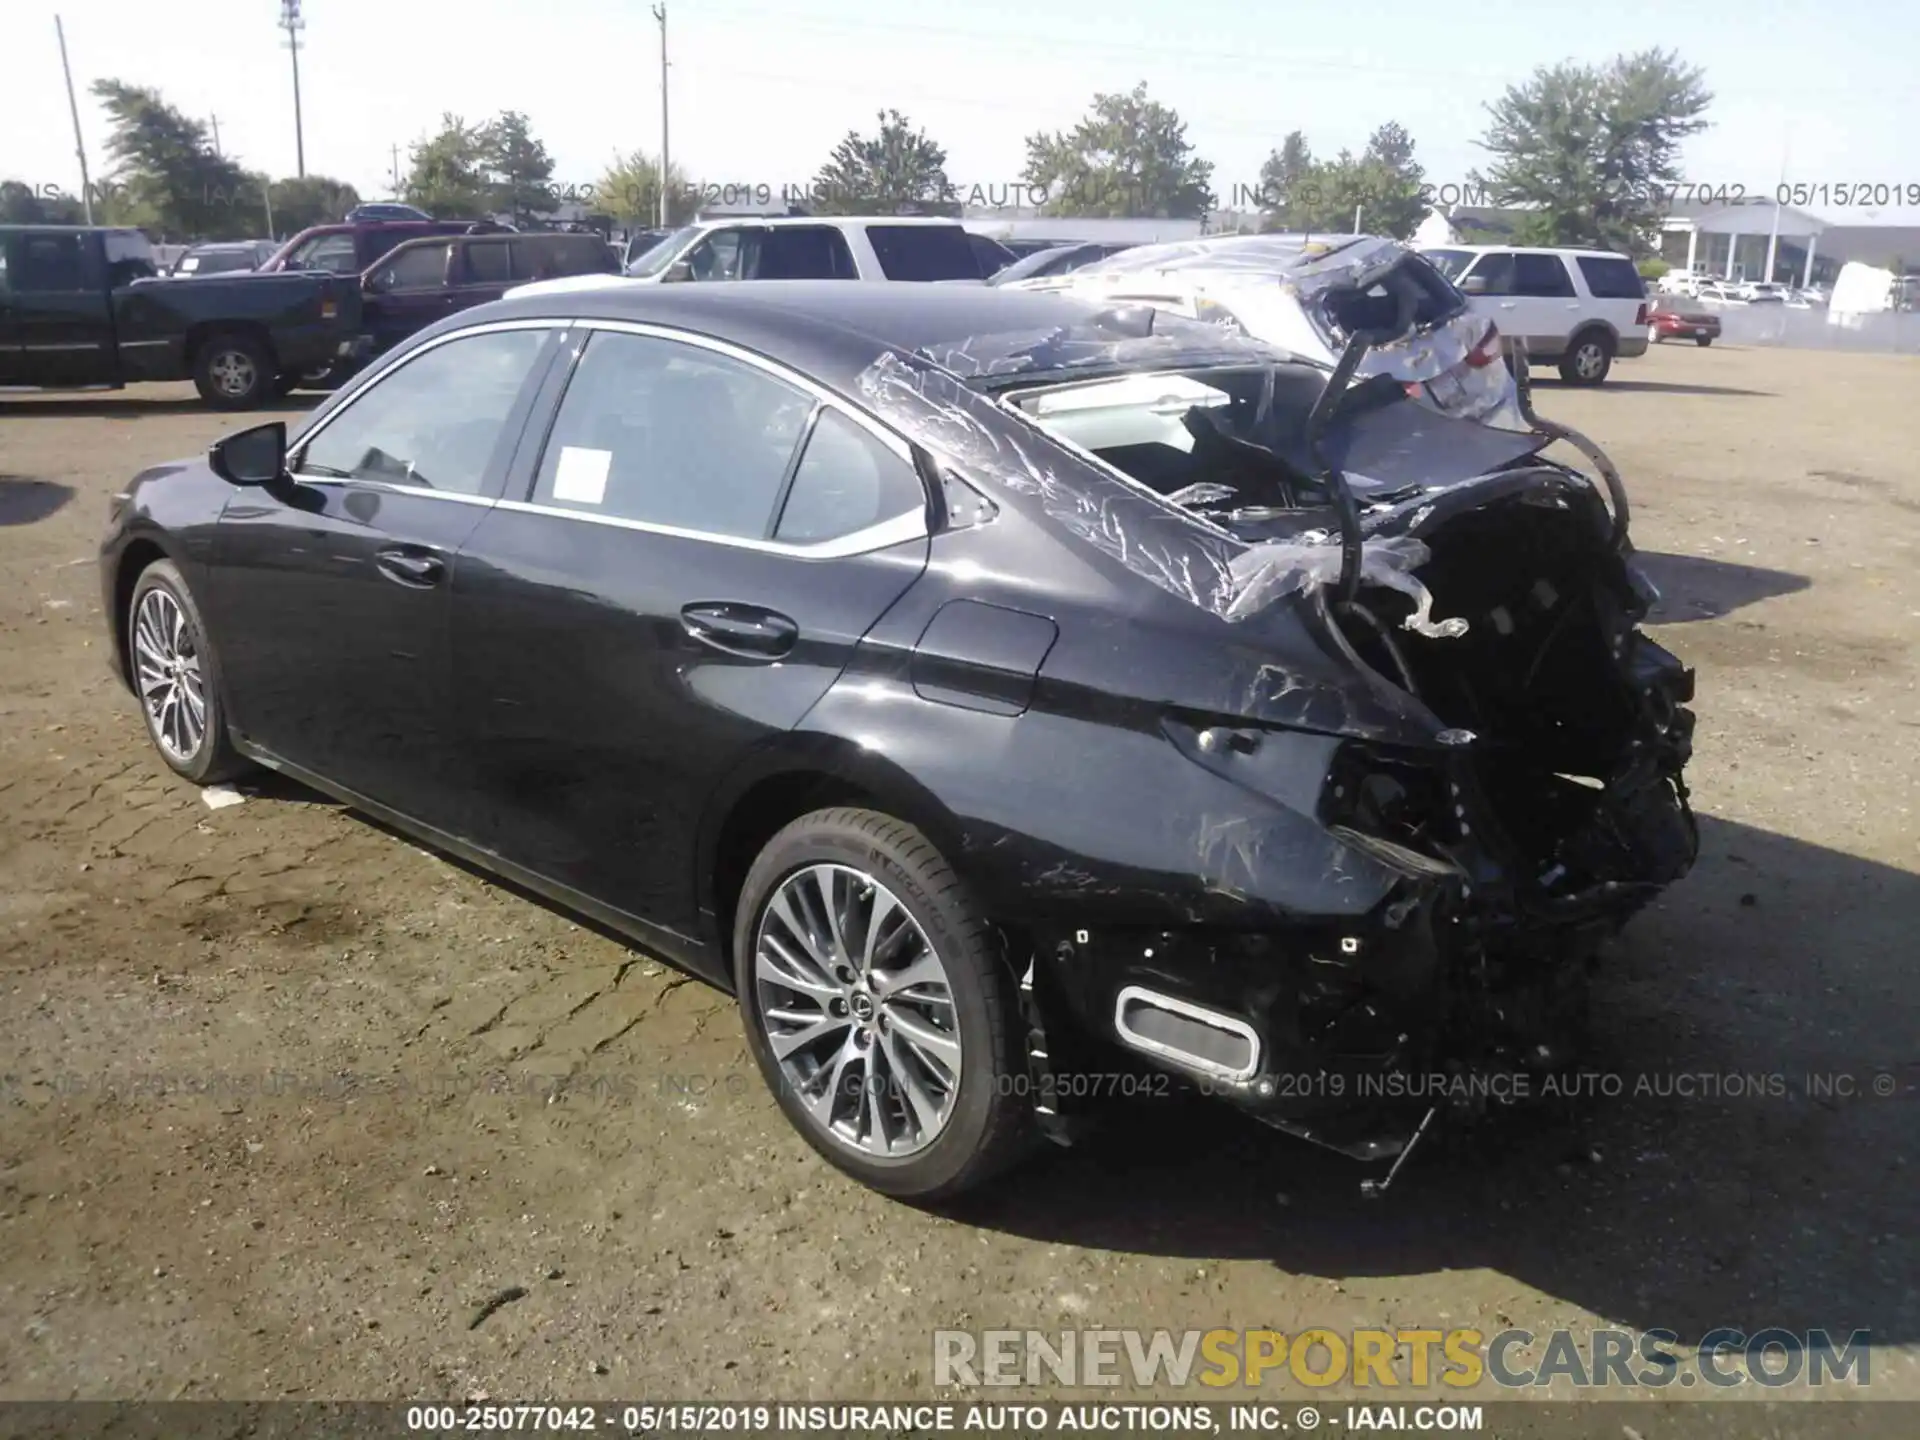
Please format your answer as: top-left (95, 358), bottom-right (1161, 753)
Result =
top-left (1113, 985), bottom-right (1261, 1083)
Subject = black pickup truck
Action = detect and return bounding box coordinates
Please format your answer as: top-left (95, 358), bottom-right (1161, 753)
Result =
top-left (0, 225), bottom-right (365, 409)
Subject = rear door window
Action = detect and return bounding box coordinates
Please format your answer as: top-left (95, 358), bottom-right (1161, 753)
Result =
top-left (753, 226), bottom-right (857, 279)
top-left (529, 330), bottom-right (815, 538)
top-left (381, 241), bottom-right (454, 290)
top-left (1514, 253), bottom-right (1576, 298)
top-left (465, 239), bottom-right (514, 284)
top-left (866, 225), bottom-right (985, 281)
top-left (1575, 255), bottom-right (1647, 299)
top-left (773, 409), bottom-right (926, 544)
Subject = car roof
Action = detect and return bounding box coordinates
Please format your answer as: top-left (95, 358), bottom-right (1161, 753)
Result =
top-left (472, 280), bottom-right (1287, 393)
top-left (694, 215), bottom-right (967, 230)
top-left (1435, 244), bottom-right (1632, 259)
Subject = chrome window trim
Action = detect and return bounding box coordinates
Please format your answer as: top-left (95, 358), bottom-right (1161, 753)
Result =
top-left (493, 497), bottom-right (927, 561)
top-left (285, 476), bottom-right (498, 508)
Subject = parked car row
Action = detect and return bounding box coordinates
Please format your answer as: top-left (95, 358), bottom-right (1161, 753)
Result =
top-left (97, 258), bottom-right (1699, 1199)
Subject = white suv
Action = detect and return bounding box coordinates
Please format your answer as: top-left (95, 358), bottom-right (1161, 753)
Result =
top-left (510, 216), bottom-right (1011, 298)
top-left (1420, 246), bottom-right (1650, 385)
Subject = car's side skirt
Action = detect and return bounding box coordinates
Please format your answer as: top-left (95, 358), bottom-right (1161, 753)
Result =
top-left (229, 736), bottom-right (730, 989)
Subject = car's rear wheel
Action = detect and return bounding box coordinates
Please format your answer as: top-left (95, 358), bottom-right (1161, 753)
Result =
top-left (1558, 330), bottom-right (1615, 385)
top-left (1695, 336), bottom-right (1714, 347)
top-left (192, 331), bottom-right (273, 409)
top-left (733, 807), bottom-right (1032, 1200)
top-left (127, 559), bottom-right (248, 785)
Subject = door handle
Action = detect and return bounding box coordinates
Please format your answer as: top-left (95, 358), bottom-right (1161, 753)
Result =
top-left (680, 602), bottom-right (798, 659)
top-left (374, 546), bottom-right (446, 588)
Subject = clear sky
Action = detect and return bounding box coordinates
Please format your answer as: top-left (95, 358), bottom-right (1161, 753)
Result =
top-left (6, 0), bottom-right (1916, 224)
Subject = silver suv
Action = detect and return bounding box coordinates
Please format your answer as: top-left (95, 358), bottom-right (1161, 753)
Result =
top-left (1421, 246), bottom-right (1651, 385)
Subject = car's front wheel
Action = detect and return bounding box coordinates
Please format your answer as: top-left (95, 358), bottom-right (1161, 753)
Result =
top-left (1558, 330), bottom-right (1615, 385)
top-left (733, 807), bottom-right (1033, 1200)
top-left (1695, 336), bottom-right (1714, 347)
top-left (126, 559), bottom-right (248, 785)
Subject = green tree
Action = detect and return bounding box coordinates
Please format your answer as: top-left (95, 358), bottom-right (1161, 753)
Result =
top-left (1255, 131), bottom-right (1315, 227)
top-left (1257, 123), bottom-right (1426, 238)
top-left (596, 151), bottom-right (696, 226)
top-left (809, 110), bottom-right (957, 215)
top-left (90, 79), bottom-right (255, 239)
top-left (266, 174), bottom-right (361, 235)
top-left (482, 111), bottom-right (557, 225)
top-left (1473, 49), bottom-right (1711, 253)
top-left (1021, 83), bottom-right (1214, 219)
top-left (403, 114), bottom-right (494, 219)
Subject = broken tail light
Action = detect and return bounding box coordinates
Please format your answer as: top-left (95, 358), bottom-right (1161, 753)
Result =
top-left (1463, 322), bottom-right (1501, 369)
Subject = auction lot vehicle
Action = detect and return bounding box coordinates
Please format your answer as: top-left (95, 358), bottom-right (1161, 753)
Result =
top-left (985, 241), bottom-right (1137, 285)
top-left (257, 218), bottom-right (509, 277)
top-left (99, 282), bottom-right (1697, 1199)
top-left (611, 216), bottom-right (1014, 284)
top-left (1419, 244), bottom-right (1649, 384)
top-left (358, 230), bottom-right (619, 359)
top-left (0, 224), bottom-right (364, 408)
top-left (1005, 233), bottom-right (1526, 431)
top-left (1647, 300), bottom-right (1722, 346)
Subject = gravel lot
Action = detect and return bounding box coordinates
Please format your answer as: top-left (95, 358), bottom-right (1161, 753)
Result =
top-left (1, 342), bottom-right (1915, 1405)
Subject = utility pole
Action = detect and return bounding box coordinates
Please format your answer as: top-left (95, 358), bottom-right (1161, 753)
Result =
top-left (279, 0), bottom-right (306, 178)
top-left (55, 15), bottom-right (95, 224)
top-left (390, 143), bottom-right (402, 197)
top-left (653, 2), bottom-right (669, 227)
top-left (210, 113), bottom-right (222, 157)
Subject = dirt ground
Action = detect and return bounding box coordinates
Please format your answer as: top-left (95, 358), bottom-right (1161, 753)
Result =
top-left (0, 343), bottom-right (1915, 1407)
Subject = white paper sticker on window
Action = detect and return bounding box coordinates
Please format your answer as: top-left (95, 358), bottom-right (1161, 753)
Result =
top-left (551, 445), bottom-right (612, 505)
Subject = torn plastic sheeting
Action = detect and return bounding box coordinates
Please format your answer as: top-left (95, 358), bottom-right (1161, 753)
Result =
top-left (1222, 533), bottom-right (1469, 639)
top-left (1164, 482), bottom-right (1239, 507)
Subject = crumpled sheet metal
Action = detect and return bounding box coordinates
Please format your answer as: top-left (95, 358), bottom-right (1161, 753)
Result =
top-left (1224, 532), bottom-right (1469, 637)
top-left (856, 351), bottom-right (1467, 637)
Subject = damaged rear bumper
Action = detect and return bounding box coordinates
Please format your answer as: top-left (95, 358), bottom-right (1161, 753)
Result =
top-left (1024, 629), bottom-right (1697, 1164)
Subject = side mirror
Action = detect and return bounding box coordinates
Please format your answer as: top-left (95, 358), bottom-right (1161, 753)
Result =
top-left (364, 269), bottom-right (394, 293)
top-left (1461, 275), bottom-right (1489, 295)
top-left (209, 421), bottom-right (287, 486)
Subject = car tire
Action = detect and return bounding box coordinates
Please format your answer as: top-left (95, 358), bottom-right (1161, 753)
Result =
top-left (733, 807), bottom-right (1033, 1201)
top-left (192, 331), bottom-right (273, 409)
top-left (1695, 336), bottom-right (1713, 348)
top-left (1558, 330), bottom-right (1614, 385)
top-left (126, 559), bottom-right (249, 786)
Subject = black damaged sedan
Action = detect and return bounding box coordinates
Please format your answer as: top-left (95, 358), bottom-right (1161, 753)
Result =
top-left (100, 275), bottom-right (1697, 1199)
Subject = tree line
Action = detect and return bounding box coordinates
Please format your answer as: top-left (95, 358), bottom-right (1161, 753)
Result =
top-left (2, 52), bottom-right (1709, 255)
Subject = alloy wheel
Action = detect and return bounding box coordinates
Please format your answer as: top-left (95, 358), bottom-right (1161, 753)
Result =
top-left (752, 863), bottom-right (961, 1158)
top-left (208, 348), bottom-right (258, 399)
top-left (1575, 341), bottom-right (1607, 379)
top-left (133, 587), bottom-right (206, 763)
